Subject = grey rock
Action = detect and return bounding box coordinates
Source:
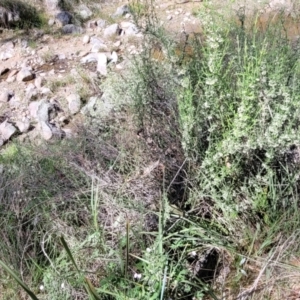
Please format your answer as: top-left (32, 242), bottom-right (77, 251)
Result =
top-left (97, 53), bottom-right (107, 76)
top-left (37, 100), bottom-right (53, 122)
top-left (112, 5), bottom-right (130, 18)
top-left (111, 51), bottom-right (118, 63)
top-left (45, 0), bottom-right (60, 11)
top-left (17, 68), bottom-right (34, 82)
top-left (39, 121), bottom-right (53, 140)
top-left (67, 93), bottom-right (81, 115)
top-left (0, 49), bottom-right (14, 61)
top-left (62, 24), bottom-right (84, 34)
top-left (0, 90), bottom-right (13, 103)
top-left (28, 101), bottom-right (40, 119)
top-left (48, 18), bottom-right (55, 26)
top-left (90, 37), bottom-right (107, 52)
top-left (90, 36), bottom-right (105, 44)
top-left (81, 96), bottom-right (97, 116)
top-left (81, 93), bottom-right (114, 117)
top-left (21, 39), bottom-right (28, 48)
top-left (0, 120), bottom-right (16, 141)
top-left (83, 35), bottom-right (90, 44)
top-left (96, 19), bottom-right (106, 28)
top-left (55, 11), bottom-right (72, 26)
top-left (6, 75), bottom-right (15, 83)
top-left (80, 53), bottom-right (99, 63)
top-left (62, 127), bottom-right (74, 139)
top-left (34, 77), bottom-right (45, 89)
top-left (41, 87), bottom-right (52, 95)
top-left (77, 4), bottom-right (92, 20)
top-left (58, 53), bottom-right (66, 60)
top-left (120, 21), bottom-right (139, 36)
top-left (16, 119), bottom-right (30, 133)
top-left (103, 24), bottom-right (120, 37)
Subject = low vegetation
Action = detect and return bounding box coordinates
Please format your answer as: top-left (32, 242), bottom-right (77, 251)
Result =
top-left (1, 1), bottom-right (300, 299)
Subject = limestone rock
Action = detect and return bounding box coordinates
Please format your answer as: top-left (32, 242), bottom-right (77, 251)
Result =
top-left (34, 77), bottom-right (45, 89)
top-left (83, 35), bottom-right (90, 44)
top-left (91, 37), bottom-right (108, 52)
top-left (0, 90), bottom-right (13, 103)
top-left (112, 5), bottom-right (130, 18)
top-left (45, 0), bottom-right (60, 11)
top-left (16, 119), bottom-right (30, 133)
top-left (62, 24), bottom-right (84, 34)
top-left (37, 100), bottom-right (54, 122)
top-left (0, 49), bottom-right (14, 61)
top-left (97, 53), bottom-right (107, 76)
top-left (111, 51), bottom-right (118, 63)
top-left (39, 121), bottom-right (53, 140)
top-left (67, 93), bottom-right (81, 115)
top-left (120, 21), bottom-right (139, 36)
top-left (103, 24), bottom-right (120, 38)
top-left (17, 67), bottom-right (34, 82)
top-left (0, 120), bottom-right (16, 141)
top-left (77, 4), bottom-right (92, 20)
top-left (96, 19), bottom-right (106, 29)
top-left (80, 53), bottom-right (99, 63)
top-left (28, 101), bottom-right (40, 119)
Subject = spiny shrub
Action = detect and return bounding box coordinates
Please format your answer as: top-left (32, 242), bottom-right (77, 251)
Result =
top-left (178, 6), bottom-right (300, 230)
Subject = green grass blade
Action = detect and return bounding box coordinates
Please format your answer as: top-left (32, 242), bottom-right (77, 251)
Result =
top-left (0, 260), bottom-right (39, 300)
top-left (125, 218), bottom-right (130, 278)
top-left (60, 235), bottom-right (80, 273)
top-left (85, 277), bottom-right (102, 300)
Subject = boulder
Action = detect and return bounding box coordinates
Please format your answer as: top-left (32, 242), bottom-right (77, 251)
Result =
top-left (96, 19), bottom-right (106, 29)
top-left (77, 4), bottom-right (92, 20)
top-left (90, 37), bottom-right (107, 52)
top-left (83, 35), bottom-right (90, 44)
top-left (0, 120), bottom-right (16, 141)
top-left (17, 67), bottom-right (34, 82)
top-left (62, 24), bottom-right (84, 34)
top-left (16, 119), bottom-right (30, 133)
top-left (67, 93), bottom-right (81, 115)
top-left (39, 121), bottom-right (53, 140)
top-left (55, 11), bottom-right (72, 26)
top-left (103, 24), bottom-right (120, 38)
top-left (111, 51), bottom-right (118, 63)
top-left (120, 21), bottom-right (139, 36)
top-left (37, 100), bottom-right (54, 122)
top-left (0, 90), bottom-right (13, 103)
top-left (45, 0), bottom-right (60, 11)
top-left (80, 53), bottom-right (99, 63)
top-left (112, 5), bottom-right (130, 18)
top-left (97, 53), bottom-right (107, 76)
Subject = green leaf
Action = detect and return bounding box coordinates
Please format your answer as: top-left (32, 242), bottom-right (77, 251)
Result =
top-left (60, 235), bottom-right (80, 273)
top-left (0, 260), bottom-right (39, 300)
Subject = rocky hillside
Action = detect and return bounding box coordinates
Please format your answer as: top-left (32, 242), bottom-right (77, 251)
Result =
top-left (0, 0), bottom-right (295, 148)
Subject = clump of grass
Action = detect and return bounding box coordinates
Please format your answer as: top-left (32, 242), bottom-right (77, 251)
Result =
top-left (1, 0), bottom-right (46, 29)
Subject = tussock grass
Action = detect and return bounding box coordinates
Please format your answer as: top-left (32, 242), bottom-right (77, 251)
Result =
top-left (0, 0), bottom-right (46, 29)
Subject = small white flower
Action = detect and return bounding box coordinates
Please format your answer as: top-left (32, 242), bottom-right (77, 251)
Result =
top-left (61, 282), bottom-right (65, 289)
top-left (146, 248), bottom-right (151, 253)
top-left (133, 273), bottom-right (142, 280)
top-left (205, 78), bottom-right (217, 85)
top-left (39, 285), bottom-right (44, 291)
